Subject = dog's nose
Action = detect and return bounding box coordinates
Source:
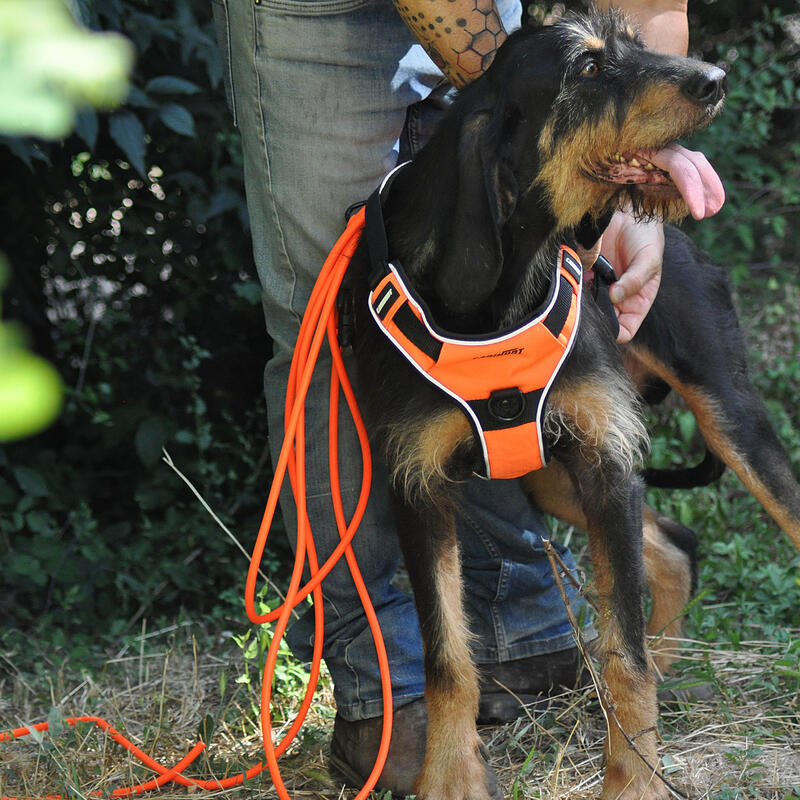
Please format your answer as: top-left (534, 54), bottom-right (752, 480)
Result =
top-left (682, 65), bottom-right (727, 105)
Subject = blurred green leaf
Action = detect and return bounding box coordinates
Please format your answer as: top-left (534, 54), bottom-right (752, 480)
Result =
top-left (108, 110), bottom-right (146, 176)
top-left (159, 103), bottom-right (196, 137)
top-left (677, 410), bottom-right (697, 446)
top-left (135, 416), bottom-right (170, 466)
top-left (12, 466), bottom-right (49, 497)
top-left (233, 281), bottom-right (263, 306)
top-left (10, 553), bottom-right (47, 584)
top-left (145, 76), bottom-right (202, 95)
top-left (0, 0), bottom-right (133, 138)
top-left (74, 109), bottom-right (99, 150)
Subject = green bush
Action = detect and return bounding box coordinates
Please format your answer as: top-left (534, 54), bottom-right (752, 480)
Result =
top-left (0, 0), bottom-right (134, 443)
top-left (683, 6), bottom-right (800, 278)
top-left (0, 0), bottom-right (283, 637)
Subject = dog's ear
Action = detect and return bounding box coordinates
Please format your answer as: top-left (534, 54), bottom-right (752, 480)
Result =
top-left (435, 112), bottom-right (518, 314)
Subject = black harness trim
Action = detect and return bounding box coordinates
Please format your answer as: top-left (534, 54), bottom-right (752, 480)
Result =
top-left (392, 302), bottom-right (443, 362)
top-left (543, 275), bottom-right (573, 338)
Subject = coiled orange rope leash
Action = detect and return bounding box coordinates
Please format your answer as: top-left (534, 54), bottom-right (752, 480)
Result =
top-left (0, 205), bottom-right (394, 800)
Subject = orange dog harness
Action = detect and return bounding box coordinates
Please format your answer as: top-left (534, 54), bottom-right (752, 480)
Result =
top-left (361, 166), bottom-right (584, 480)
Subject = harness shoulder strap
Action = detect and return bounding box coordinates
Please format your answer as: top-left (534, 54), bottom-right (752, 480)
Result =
top-left (372, 248), bottom-right (581, 370)
top-left (371, 272), bottom-right (443, 363)
top-left (364, 163), bottom-right (410, 286)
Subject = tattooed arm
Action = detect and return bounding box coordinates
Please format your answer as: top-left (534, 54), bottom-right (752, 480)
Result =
top-left (392, 0), bottom-right (508, 87)
top-left (598, 0), bottom-right (688, 55)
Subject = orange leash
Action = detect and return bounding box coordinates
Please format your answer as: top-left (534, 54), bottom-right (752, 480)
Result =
top-left (246, 204), bottom-right (393, 800)
top-left (0, 206), bottom-right (394, 800)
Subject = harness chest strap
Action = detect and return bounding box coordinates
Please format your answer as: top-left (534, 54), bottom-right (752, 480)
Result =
top-left (368, 246), bottom-right (583, 480)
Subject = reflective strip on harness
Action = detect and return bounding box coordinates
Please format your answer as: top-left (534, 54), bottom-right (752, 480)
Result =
top-left (368, 246), bottom-right (583, 480)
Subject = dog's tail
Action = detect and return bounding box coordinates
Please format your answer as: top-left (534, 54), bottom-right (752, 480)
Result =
top-left (642, 448), bottom-right (726, 489)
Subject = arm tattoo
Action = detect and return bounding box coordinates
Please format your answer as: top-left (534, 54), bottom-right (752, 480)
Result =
top-left (392, 0), bottom-right (508, 87)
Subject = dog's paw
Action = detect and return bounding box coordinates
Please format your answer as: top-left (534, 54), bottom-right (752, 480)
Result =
top-left (601, 785), bottom-right (670, 800)
top-left (415, 735), bottom-right (499, 800)
top-left (600, 766), bottom-right (670, 800)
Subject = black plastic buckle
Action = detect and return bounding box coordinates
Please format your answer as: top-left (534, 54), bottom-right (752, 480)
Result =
top-left (594, 254), bottom-right (618, 284)
top-left (591, 255), bottom-right (620, 340)
top-left (337, 287), bottom-right (355, 349)
top-left (487, 388), bottom-right (525, 422)
top-left (345, 200), bottom-right (366, 221)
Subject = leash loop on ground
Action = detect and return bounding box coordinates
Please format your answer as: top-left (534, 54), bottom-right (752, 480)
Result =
top-left (0, 206), bottom-right (393, 800)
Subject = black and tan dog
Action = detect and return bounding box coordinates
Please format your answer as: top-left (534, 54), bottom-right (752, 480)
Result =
top-left (342, 10), bottom-right (798, 800)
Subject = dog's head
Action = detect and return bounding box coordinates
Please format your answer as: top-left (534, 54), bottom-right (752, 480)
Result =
top-left (401, 10), bottom-right (726, 317)
top-left (525, 11), bottom-right (726, 228)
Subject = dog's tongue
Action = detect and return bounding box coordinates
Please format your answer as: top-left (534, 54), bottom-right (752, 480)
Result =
top-left (648, 144), bottom-right (725, 220)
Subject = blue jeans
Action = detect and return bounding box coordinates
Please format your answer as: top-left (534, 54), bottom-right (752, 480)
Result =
top-left (213, 0), bottom-right (593, 721)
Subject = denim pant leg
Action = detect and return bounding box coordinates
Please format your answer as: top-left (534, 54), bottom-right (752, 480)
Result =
top-left (216, 0), bottom-right (590, 723)
top-left (459, 480), bottom-right (594, 662)
top-left (218, 0), bottom-right (454, 720)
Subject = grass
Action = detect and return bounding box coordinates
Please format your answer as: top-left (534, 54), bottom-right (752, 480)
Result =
top-left (2, 264), bottom-right (799, 799)
top-left (487, 638), bottom-right (800, 799)
top-left (2, 626), bottom-right (798, 799)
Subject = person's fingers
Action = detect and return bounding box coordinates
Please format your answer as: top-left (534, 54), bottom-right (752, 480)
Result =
top-left (610, 263), bottom-right (649, 304)
top-left (597, 212), bottom-right (664, 342)
top-left (614, 273), bottom-right (662, 343)
top-left (603, 216), bottom-right (663, 304)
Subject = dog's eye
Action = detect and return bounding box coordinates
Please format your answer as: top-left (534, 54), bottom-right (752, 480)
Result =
top-left (581, 59), bottom-right (600, 77)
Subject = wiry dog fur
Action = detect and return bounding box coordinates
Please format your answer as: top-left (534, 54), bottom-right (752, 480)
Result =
top-left (342, 10), bottom-right (796, 800)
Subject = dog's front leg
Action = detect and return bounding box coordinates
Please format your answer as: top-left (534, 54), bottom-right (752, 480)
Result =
top-left (391, 491), bottom-right (496, 800)
top-left (590, 487), bottom-right (665, 800)
top-left (556, 449), bottom-right (666, 800)
top-left (523, 463), bottom-right (696, 674)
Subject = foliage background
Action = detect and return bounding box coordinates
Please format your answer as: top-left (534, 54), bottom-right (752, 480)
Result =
top-left (0, 0), bottom-right (799, 655)
top-left (0, 0), bottom-right (270, 646)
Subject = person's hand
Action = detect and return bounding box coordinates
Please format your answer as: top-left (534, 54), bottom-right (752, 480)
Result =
top-left (598, 211), bottom-right (665, 344)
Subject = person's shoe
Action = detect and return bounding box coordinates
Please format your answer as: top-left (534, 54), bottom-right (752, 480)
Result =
top-left (477, 647), bottom-right (589, 724)
top-left (329, 698), bottom-right (500, 799)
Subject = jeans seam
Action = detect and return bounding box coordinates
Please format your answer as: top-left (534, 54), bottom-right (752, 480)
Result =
top-left (306, 481), bottom-right (360, 502)
top-left (406, 104), bottom-right (421, 157)
top-left (343, 635), bottom-right (362, 708)
top-left (459, 506), bottom-right (509, 654)
top-left (254, 0), bottom-right (372, 16)
top-left (251, 2), bottom-right (300, 327)
top-left (460, 506), bottom-right (503, 562)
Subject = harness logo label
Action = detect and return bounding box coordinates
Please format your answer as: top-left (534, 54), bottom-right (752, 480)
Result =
top-left (474, 347), bottom-right (525, 359)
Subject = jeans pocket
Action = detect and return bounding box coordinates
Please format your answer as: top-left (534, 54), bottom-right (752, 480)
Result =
top-left (211, 0), bottom-right (237, 125)
top-left (254, 0), bottom-right (372, 16)
top-left (463, 557), bottom-right (512, 603)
